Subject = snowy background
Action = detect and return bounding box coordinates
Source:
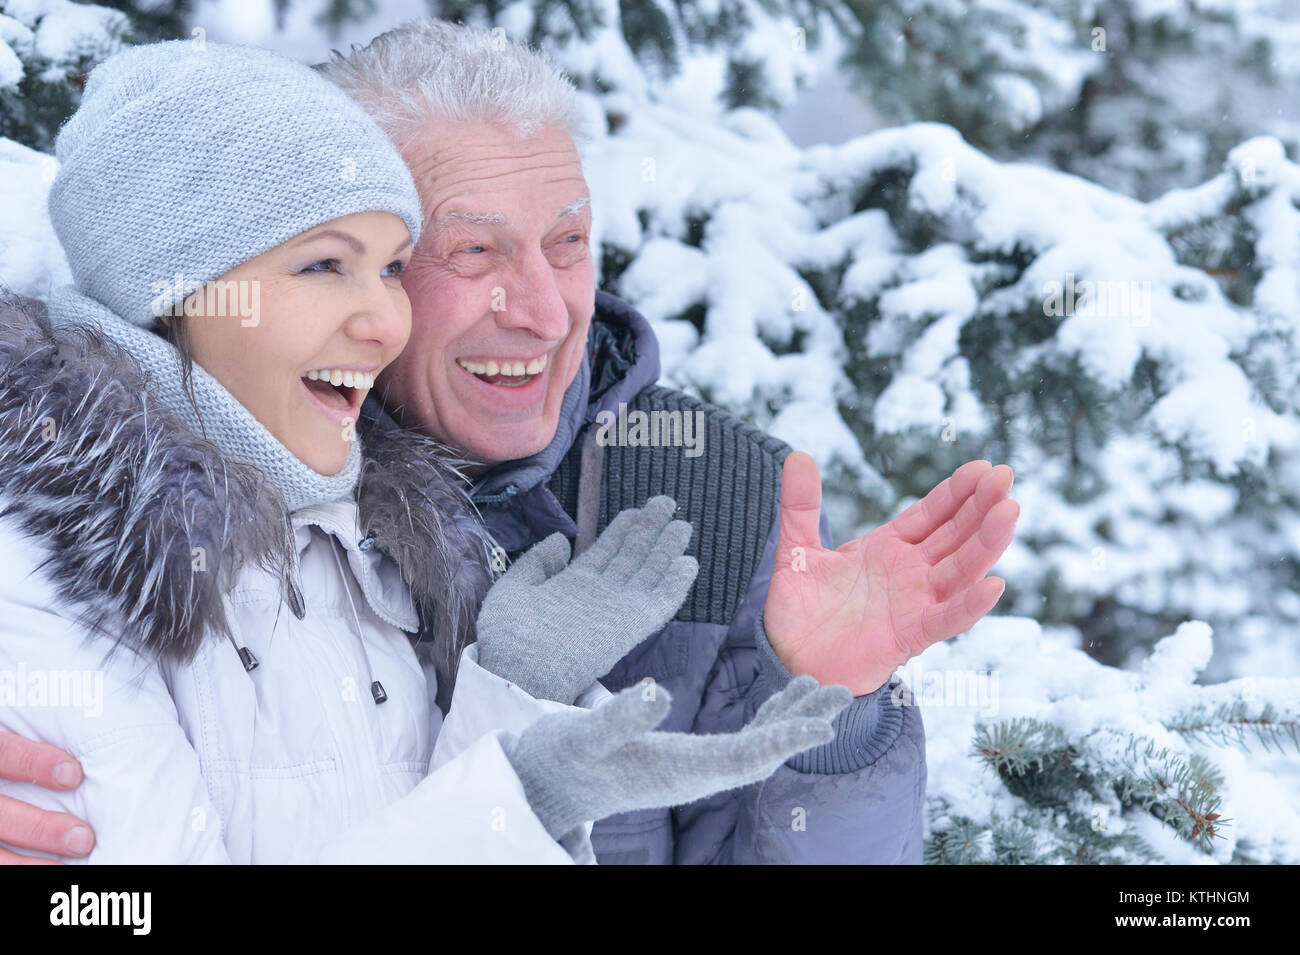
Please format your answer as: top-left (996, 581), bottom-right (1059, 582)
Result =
top-left (3, 0), bottom-right (1299, 862)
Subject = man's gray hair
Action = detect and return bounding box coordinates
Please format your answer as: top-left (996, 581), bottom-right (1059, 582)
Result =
top-left (314, 19), bottom-right (585, 152)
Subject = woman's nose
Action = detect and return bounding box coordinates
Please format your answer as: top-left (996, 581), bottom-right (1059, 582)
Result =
top-left (345, 277), bottom-right (412, 349)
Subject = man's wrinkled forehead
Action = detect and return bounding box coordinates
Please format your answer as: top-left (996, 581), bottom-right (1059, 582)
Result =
top-left (435, 195), bottom-right (591, 231)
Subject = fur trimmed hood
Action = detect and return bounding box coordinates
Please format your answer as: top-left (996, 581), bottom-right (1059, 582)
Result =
top-left (0, 294), bottom-right (493, 674)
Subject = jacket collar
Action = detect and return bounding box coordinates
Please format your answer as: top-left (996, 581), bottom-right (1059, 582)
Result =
top-left (0, 296), bottom-right (493, 668)
top-left (582, 289), bottom-right (661, 421)
top-left (290, 497), bottom-right (419, 633)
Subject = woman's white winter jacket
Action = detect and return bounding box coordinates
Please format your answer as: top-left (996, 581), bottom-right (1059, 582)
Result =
top-left (0, 298), bottom-right (604, 864)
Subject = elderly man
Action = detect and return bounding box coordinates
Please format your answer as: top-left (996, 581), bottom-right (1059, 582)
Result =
top-left (0, 19), bottom-right (1018, 864)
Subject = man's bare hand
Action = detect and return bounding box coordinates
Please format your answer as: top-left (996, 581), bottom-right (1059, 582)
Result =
top-left (0, 732), bottom-right (95, 864)
top-left (764, 454), bottom-right (1018, 696)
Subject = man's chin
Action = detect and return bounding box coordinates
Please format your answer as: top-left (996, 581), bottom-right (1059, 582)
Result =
top-left (458, 421), bottom-right (557, 469)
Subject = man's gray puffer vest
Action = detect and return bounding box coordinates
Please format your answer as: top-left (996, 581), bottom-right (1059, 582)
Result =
top-left (450, 290), bottom-right (928, 865)
top-left (0, 295), bottom-right (493, 678)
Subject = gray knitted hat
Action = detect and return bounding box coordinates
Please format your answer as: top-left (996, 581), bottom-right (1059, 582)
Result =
top-left (48, 39), bottom-right (423, 326)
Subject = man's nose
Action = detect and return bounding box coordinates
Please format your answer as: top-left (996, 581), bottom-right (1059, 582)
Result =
top-left (495, 248), bottom-right (570, 340)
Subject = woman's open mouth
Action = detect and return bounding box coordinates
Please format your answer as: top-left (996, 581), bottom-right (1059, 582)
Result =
top-left (300, 367), bottom-right (373, 421)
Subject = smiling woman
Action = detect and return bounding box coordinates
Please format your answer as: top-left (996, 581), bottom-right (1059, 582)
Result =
top-left (165, 210), bottom-right (416, 475)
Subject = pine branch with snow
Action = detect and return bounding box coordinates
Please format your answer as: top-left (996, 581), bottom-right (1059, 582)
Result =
top-left (940, 717), bottom-right (1234, 862)
top-left (1169, 701), bottom-right (1300, 757)
top-left (833, 0), bottom-right (1300, 201)
top-left (914, 617), bottom-right (1300, 864)
top-left (0, 0), bottom-right (131, 150)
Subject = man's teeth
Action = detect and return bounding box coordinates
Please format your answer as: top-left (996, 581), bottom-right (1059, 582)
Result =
top-left (302, 369), bottom-right (374, 388)
top-left (456, 354), bottom-right (548, 377)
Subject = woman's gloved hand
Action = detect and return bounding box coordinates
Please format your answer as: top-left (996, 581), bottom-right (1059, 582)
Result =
top-left (501, 675), bottom-right (852, 842)
top-left (475, 495), bottom-right (698, 704)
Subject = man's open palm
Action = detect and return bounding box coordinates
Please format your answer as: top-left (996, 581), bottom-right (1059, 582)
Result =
top-left (764, 453), bottom-right (1019, 696)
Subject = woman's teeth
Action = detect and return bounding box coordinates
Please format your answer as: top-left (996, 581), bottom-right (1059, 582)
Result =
top-left (302, 368), bottom-right (375, 389)
top-left (456, 354), bottom-right (548, 378)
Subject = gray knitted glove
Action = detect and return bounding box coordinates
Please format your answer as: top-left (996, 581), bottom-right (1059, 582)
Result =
top-left (501, 675), bottom-right (853, 842)
top-left (475, 496), bottom-right (698, 704)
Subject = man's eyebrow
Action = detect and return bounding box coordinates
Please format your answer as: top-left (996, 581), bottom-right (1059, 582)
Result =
top-left (289, 228), bottom-right (365, 254)
top-left (435, 195), bottom-right (591, 230)
top-left (553, 195), bottom-right (591, 222)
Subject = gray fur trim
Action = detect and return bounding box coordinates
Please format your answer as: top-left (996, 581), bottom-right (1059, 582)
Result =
top-left (0, 293), bottom-right (491, 675)
top-left (354, 419), bottom-right (495, 681)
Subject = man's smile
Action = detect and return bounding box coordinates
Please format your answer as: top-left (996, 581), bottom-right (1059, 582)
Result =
top-left (455, 350), bottom-right (550, 386)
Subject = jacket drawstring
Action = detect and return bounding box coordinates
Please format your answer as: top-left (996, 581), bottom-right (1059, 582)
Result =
top-left (328, 534), bottom-right (388, 704)
top-left (226, 633), bottom-right (259, 671)
top-left (225, 528), bottom-right (386, 703)
top-left (225, 523), bottom-right (305, 671)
